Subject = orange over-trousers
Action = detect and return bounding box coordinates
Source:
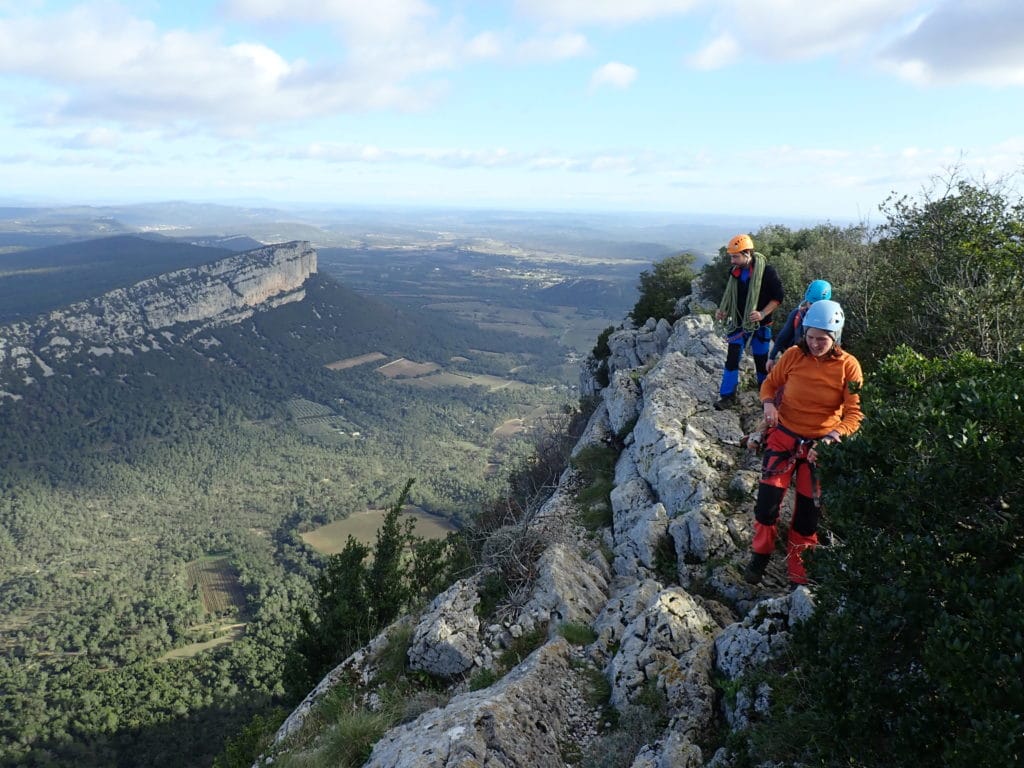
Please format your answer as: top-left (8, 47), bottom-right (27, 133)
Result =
top-left (752, 425), bottom-right (820, 584)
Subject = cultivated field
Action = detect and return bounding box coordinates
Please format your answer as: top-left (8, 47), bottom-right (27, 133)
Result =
top-left (492, 417), bottom-right (527, 437)
top-left (285, 397), bottom-right (361, 441)
top-left (376, 358), bottom-right (442, 378)
top-left (185, 557), bottom-right (246, 615)
top-left (158, 623), bottom-right (246, 662)
top-left (326, 352), bottom-right (388, 370)
top-left (300, 506), bottom-right (458, 555)
top-left (286, 398), bottom-right (335, 419)
top-left (396, 371), bottom-right (528, 391)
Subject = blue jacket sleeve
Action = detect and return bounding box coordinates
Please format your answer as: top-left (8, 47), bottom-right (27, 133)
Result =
top-left (770, 307), bottom-right (800, 360)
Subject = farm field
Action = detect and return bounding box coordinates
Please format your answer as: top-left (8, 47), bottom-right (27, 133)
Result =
top-left (300, 506), bottom-right (458, 554)
top-left (185, 556), bottom-right (246, 616)
top-left (396, 371), bottom-right (529, 391)
top-left (377, 358), bottom-right (442, 378)
top-left (285, 397), bottom-right (361, 441)
top-left (326, 351), bottom-right (388, 370)
top-left (159, 623), bottom-right (246, 661)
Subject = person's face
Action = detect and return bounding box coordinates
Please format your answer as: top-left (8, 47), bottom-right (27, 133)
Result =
top-left (804, 328), bottom-right (835, 357)
top-left (729, 249), bottom-right (752, 267)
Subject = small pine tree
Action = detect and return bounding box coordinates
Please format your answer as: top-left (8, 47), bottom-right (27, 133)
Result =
top-left (629, 253), bottom-right (696, 324)
top-left (284, 479), bottom-right (462, 701)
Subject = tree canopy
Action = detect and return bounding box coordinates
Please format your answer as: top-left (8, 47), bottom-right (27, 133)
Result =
top-left (629, 252), bottom-right (697, 324)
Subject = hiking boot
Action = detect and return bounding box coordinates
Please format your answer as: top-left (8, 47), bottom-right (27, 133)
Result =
top-left (714, 393), bottom-right (737, 411)
top-left (743, 552), bottom-right (770, 584)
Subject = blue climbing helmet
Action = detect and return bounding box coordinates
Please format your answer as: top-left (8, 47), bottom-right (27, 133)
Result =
top-left (803, 279), bottom-right (832, 304)
top-left (802, 299), bottom-right (844, 344)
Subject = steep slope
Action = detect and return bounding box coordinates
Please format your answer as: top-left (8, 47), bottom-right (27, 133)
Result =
top-left (0, 238), bottom-right (570, 768)
top-left (0, 240), bottom-right (314, 395)
top-left (257, 299), bottom-right (816, 768)
top-left (0, 234), bottom-right (241, 322)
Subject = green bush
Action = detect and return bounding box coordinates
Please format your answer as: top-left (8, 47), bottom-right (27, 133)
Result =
top-left (558, 621), bottom-right (598, 645)
top-left (498, 627), bottom-right (547, 670)
top-left (212, 709), bottom-right (287, 768)
top-left (852, 175), bottom-right (1024, 365)
top-left (572, 444), bottom-right (619, 530)
top-left (468, 668), bottom-right (499, 691)
top-left (750, 346), bottom-right (1024, 768)
top-left (592, 325), bottom-right (616, 361)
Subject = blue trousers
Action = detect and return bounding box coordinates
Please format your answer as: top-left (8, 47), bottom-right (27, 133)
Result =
top-left (719, 326), bottom-right (772, 397)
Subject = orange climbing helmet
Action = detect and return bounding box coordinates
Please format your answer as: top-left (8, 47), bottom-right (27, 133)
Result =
top-left (727, 234), bottom-right (754, 254)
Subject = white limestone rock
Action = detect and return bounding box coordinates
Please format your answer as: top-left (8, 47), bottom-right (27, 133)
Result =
top-left (408, 579), bottom-right (489, 679)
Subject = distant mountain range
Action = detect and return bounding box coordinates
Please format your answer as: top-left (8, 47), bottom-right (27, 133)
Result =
top-left (0, 199), bottom-right (761, 262)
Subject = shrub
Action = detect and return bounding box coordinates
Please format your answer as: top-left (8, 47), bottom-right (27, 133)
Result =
top-left (572, 443), bottom-right (619, 531)
top-left (212, 709), bottom-right (287, 768)
top-left (558, 621), bottom-right (598, 645)
top-left (629, 253), bottom-right (696, 324)
top-left (748, 346), bottom-right (1024, 768)
top-left (497, 626), bottom-right (547, 670)
top-left (592, 325), bottom-right (616, 361)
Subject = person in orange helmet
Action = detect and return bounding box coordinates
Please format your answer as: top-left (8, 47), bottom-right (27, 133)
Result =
top-left (743, 299), bottom-right (864, 587)
top-left (713, 234), bottom-right (784, 410)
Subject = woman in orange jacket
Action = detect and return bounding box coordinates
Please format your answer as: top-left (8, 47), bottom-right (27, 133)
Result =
top-left (743, 299), bottom-right (863, 587)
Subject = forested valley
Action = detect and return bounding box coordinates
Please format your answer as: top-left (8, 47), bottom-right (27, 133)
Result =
top-left (0, 267), bottom-right (574, 767)
top-left (4, 173), bottom-right (1021, 768)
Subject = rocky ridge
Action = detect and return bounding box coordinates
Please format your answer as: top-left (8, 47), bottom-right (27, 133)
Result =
top-left (0, 240), bottom-right (316, 397)
top-left (260, 291), bottom-right (811, 768)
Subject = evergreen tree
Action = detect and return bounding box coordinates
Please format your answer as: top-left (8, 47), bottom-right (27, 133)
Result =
top-left (629, 252), bottom-right (696, 323)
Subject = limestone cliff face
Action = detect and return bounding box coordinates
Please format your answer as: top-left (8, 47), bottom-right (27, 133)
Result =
top-left (0, 241), bottom-right (316, 394)
top-left (258, 292), bottom-right (816, 768)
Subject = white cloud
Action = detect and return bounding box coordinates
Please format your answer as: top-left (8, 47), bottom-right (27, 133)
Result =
top-left (0, 5), bottom-right (452, 132)
top-left (734, 0), bottom-right (925, 59)
top-left (589, 62), bottom-right (637, 90)
top-left (516, 0), bottom-right (701, 26)
top-left (465, 31), bottom-right (503, 59)
top-left (284, 141), bottom-right (672, 175)
top-left (688, 33), bottom-right (739, 70)
top-left (60, 127), bottom-right (123, 150)
top-left (516, 32), bottom-right (590, 61)
top-left (686, 0), bottom-right (927, 67)
top-left (224, 0), bottom-right (437, 39)
top-left (877, 0), bottom-right (1024, 86)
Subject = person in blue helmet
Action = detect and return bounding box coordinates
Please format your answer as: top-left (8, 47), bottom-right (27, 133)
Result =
top-left (766, 279), bottom-right (832, 372)
top-left (714, 234), bottom-right (785, 410)
top-left (744, 299), bottom-right (864, 587)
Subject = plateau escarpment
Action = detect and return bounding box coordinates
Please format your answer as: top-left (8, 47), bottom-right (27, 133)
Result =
top-left (0, 241), bottom-right (316, 397)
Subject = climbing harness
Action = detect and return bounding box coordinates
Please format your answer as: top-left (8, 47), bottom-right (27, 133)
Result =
top-left (761, 423), bottom-right (822, 506)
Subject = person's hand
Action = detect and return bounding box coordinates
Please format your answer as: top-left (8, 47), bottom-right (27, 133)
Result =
top-left (763, 401), bottom-right (778, 427)
top-left (766, 358), bottom-right (775, 372)
top-left (749, 309), bottom-right (763, 323)
top-left (809, 433), bottom-right (840, 463)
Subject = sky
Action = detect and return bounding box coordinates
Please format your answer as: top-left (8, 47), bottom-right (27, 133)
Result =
top-left (1, 0), bottom-right (1023, 222)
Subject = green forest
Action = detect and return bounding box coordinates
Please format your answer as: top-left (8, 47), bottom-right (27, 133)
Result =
top-left (0, 270), bottom-right (572, 767)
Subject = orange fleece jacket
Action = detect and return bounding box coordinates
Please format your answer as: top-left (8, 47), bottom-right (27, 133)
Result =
top-left (760, 345), bottom-right (864, 439)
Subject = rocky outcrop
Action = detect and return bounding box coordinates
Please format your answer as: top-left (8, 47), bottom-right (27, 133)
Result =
top-left (258, 295), bottom-right (812, 768)
top-left (366, 638), bottom-right (598, 768)
top-left (0, 241), bottom-right (316, 393)
top-left (408, 579), bottom-right (490, 679)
